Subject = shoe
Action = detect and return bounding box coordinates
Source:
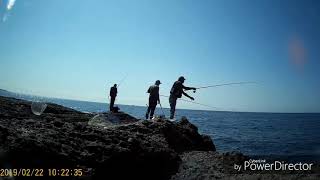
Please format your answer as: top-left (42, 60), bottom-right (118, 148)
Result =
top-left (145, 114), bottom-right (149, 119)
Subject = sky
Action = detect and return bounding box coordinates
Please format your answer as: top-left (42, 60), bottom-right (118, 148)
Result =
top-left (0, 0), bottom-right (320, 113)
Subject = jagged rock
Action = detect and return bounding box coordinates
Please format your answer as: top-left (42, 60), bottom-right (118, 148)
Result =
top-left (2, 96), bottom-right (316, 180)
top-left (0, 96), bottom-right (215, 179)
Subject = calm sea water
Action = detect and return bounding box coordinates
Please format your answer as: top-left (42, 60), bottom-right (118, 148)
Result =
top-left (2, 92), bottom-right (320, 162)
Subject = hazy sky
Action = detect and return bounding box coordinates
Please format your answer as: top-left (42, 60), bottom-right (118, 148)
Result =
top-left (1, 0), bottom-right (320, 112)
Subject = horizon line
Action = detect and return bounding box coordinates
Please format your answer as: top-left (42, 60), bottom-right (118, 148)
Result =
top-left (1, 88), bottom-right (319, 114)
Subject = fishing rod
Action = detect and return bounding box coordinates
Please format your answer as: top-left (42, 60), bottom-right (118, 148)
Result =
top-left (159, 95), bottom-right (218, 110)
top-left (195, 81), bottom-right (258, 90)
top-left (117, 73), bottom-right (128, 88)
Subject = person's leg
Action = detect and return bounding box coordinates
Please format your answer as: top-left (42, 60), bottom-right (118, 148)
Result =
top-left (171, 100), bottom-right (176, 119)
top-left (169, 96), bottom-right (173, 119)
top-left (110, 97), bottom-right (115, 111)
top-left (169, 96), bottom-right (176, 119)
top-left (146, 106), bottom-right (151, 119)
top-left (146, 98), bottom-right (153, 119)
top-left (150, 105), bottom-right (156, 119)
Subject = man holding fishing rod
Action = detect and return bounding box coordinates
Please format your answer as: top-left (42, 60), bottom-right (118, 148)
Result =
top-left (109, 84), bottom-right (118, 112)
top-left (108, 74), bottom-right (128, 112)
top-left (146, 80), bottom-right (161, 119)
top-left (169, 76), bottom-right (196, 119)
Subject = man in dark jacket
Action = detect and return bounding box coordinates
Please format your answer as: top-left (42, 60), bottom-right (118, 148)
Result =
top-left (169, 76), bottom-right (196, 119)
top-left (109, 84), bottom-right (117, 112)
top-left (146, 80), bottom-right (161, 119)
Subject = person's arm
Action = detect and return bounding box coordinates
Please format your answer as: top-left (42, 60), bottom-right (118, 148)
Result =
top-left (182, 91), bottom-right (194, 100)
top-left (157, 87), bottom-right (160, 103)
top-left (182, 85), bottom-right (196, 91)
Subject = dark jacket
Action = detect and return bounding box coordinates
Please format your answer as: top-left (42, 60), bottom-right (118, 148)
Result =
top-left (170, 81), bottom-right (193, 98)
top-left (110, 87), bottom-right (117, 97)
top-left (147, 85), bottom-right (160, 102)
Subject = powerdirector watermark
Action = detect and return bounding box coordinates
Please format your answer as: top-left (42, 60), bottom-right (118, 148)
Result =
top-left (222, 154), bottom-right (320, 174)
top-left (234, 159), bottom-right (313, 172)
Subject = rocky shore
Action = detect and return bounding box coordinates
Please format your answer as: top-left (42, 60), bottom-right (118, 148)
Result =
top-left (0, 96), bottom-right (319, 179)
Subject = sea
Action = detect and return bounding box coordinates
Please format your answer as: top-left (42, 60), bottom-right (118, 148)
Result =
top-left (1, 90), bottom-right (320, 163)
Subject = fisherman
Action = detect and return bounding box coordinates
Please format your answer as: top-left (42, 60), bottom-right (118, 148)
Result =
top-left (109, 84), bottom-right (117, 112)
top-left (146, 80), bottom-right (161, 119)
top-left (169, 76), bottom-right (196, 119)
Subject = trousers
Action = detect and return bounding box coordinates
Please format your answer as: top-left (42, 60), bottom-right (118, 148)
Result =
top-left (169, 95), bottom-right (177, 119)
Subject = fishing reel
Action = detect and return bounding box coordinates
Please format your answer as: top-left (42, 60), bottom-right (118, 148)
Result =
top-left (193, 89), bottom-right (197, 93)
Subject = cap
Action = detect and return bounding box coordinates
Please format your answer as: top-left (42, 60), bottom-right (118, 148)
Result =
top-left (155, 80), bottom-right (161, 85)
top-left (178, 76), bottom-right (186, 81)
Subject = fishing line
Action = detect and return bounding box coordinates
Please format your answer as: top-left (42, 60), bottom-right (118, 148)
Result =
top-left (117, 73), bottom-right (128, 88)
top-left (159, 95), bottom-right (218, 110)
top-left (196, 81), bottom-right (258, 90)
top-left (159, 103), bottom-right (165, 116)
